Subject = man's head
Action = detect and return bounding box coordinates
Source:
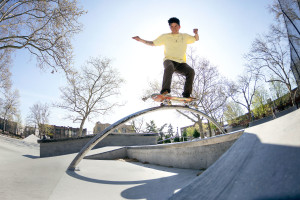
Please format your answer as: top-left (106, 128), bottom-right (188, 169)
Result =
top-left (168, 17), bottom-right (180, 34)
top-left (168, 17), bottom-right (180, 26)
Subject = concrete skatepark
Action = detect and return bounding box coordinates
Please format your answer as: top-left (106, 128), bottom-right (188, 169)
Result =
top-left (1, 108), bottom-right (300, 199)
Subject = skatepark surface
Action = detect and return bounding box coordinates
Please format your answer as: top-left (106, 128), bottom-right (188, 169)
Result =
top-left (171, 108), bottom-right (300, 200)
top-left (1, 108), bottom-right (300, 199)
top-left (0, 135), bottom-right (199, 200)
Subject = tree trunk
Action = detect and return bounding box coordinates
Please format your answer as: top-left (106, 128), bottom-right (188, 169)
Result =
top-left (38, 124), bottom-right (43, 139)
top-left (196, 114), bottom-right (205, 139)
top-left (247, 106), bottom-right (252, 122)
top-left (79, 118), bottom-right (86, 137)
top-left (288, 89), bottom-right (296, 107)
top-left (3, 121), bottom-right (6, 132)
top-left (293, 88), bottom-right (299, 108)
top-left (208, 121), bottom-right (212, 137)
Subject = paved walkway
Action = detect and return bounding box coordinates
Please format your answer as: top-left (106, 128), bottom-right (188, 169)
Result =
top-left (0, 135), bottom-right (199, 200)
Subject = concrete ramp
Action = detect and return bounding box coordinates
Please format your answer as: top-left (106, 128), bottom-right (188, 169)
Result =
top-left (84, 130), bottom-right (244, 170)
top-left (170, 108), bottom-right (300, 200)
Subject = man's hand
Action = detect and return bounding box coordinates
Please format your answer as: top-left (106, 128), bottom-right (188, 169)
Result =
top-left (193, 29), bottom-right (198, 34)
top-left (193, 29), bottom-right (199, 41)
top-left (132, 36), bottom-right (141, 41)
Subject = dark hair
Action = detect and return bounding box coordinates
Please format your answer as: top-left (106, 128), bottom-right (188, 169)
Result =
top-left (168, 17), bottom-right (180, 26)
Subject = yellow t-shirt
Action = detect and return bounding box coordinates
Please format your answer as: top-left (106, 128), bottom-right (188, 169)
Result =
top-left (153, 33), bottom-right (196, 63)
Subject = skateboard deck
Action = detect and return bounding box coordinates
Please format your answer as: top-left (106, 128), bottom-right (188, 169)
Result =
top-left (143, 93), bottom-right (198, 107)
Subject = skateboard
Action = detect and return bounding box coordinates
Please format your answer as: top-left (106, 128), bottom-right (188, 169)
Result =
top-left (143, 93), bottom-right (199, 108)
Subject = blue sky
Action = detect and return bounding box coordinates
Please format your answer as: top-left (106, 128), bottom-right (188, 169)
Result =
top-left (10, 0), bottom-right (276, 133)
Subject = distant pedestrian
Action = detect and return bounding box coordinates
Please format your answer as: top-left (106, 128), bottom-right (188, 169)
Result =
top-left (272, 107), bottom-right (276, 119)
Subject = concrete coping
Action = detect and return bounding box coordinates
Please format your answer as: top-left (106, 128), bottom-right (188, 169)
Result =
top-left (38, 133), bottom-right (159, 143)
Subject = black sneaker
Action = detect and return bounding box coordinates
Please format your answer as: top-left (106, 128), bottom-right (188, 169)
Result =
top-left (182, 93), bottom-right (190, 98)
top-left (160, 89), bottom-right (171, 95)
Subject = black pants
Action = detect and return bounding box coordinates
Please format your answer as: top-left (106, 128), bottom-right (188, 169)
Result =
top-left (160, 60), bottom-right (195, 97)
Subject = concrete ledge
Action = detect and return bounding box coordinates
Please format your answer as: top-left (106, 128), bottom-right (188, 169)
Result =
top-left (39, 133), bottom-right (158, 157)
top-left (85, 130), bottom-right (244, 170)
top-left (85, 147), bottom-right (127, 160)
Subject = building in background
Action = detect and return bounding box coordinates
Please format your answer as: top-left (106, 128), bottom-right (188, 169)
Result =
top-left (93, 121), bottom-right (135, 134)
top-left (279, 0), bottom-right (300, 85)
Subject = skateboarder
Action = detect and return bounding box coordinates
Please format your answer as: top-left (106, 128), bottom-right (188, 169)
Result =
top-left (133, 17), bottom-right (199, 98)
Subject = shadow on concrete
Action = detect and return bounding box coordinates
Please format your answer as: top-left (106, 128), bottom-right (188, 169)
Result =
top-left (254, 196), bottom-right (300, 200)
top-left (169, 132), bottom-right (300, 200)
top-left (22, 154), bottom-right (40, 159)
top-left (66, 162), bottom-right (198, 200)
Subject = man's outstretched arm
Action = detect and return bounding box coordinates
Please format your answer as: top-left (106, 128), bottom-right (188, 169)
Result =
top-left (132, 36), bottom-right (155, 46)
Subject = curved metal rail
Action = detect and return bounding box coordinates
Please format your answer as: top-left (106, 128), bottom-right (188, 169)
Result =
top-left (68, 105), bottom-right (225, 170)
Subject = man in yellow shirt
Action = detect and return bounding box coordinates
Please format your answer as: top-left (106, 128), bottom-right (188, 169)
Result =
top-left (133, 17), bottom-right (199, 98)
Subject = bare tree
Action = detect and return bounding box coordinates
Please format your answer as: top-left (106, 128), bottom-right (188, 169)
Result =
top-left (130, 118), bottom-right (145, 133)
top-left (1, 88), bottom-right (20, 131)
top-left (56, 56), bottom-right (124, 136)
top-left (247, 33), bottom-right (296, 105)
top-left (143, 80), bottom-right (161, 97)
top-left (223, 101), bottom-right (244, 126)
top-left (0, 0), bottom-right (86, 73)
top-left (252, 86), bottom-right (271, 119)
top-left (174, 52), bottom-right (229, 138)
top-left (27, 102), bottom-right (50, 138)
top-left (246, 3), bottom-right (297, 106)
top-left (229, 72), bottom-right (260, 121)
top-left (0, 49), bottom-right (12, 91)
top-left (268, 76), bottom-right (288, 102)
